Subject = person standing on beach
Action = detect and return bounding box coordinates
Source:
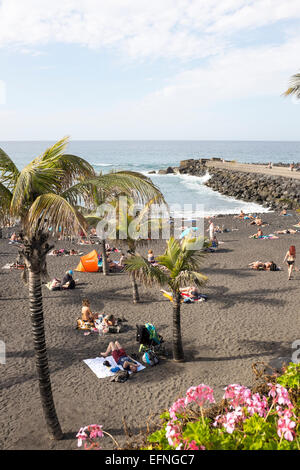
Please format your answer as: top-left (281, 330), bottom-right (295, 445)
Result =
top-left (283, 246), bottom-right (296, 280)
top-left (208, 220), bottom-right (215, 240)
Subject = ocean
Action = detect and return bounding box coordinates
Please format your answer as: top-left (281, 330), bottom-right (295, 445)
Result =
top-left (1, 140), bottom-right (300, 217)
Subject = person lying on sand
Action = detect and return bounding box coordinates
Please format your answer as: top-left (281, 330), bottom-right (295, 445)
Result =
top-left (248, 261), bottom-right (276, 271)
top-left (101, 341), bottom-right (138, 373)
top-left (275, 229), bottom-right (299, 235)
top-left (250, 217), bottom-right (263, 226)
top-left (82, 298), bottom-right (99, 324)
top-left (280, 209), bottom-right (287, 216)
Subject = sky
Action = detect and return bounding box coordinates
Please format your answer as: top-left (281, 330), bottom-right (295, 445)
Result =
top-left (0, 0), bottom-right (300, 141)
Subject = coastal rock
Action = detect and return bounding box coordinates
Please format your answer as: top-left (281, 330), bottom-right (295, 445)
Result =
top-left (148, 170), bottom-right (156, 174)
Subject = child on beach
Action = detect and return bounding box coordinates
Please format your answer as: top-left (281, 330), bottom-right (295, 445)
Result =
top-left (283, 246), bottom-right (296, 280)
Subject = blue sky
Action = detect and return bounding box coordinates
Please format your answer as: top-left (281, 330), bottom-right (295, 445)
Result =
top-left (0, 0), bottom-right (300, 140)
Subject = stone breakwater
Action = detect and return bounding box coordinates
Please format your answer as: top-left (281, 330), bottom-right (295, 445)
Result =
top-left (156, 159), bottom-right (300, 210)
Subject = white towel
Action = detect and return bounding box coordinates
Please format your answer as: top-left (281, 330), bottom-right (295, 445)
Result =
top-left (83, 355), bottom-right (145, 378)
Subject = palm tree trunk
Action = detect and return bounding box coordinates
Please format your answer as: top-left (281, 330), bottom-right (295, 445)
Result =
top-left (172, 290), bottom-right (184, 362)
top-left (131, 272), bottom-right (140, 304)
top-left (21, 231), bottom-right (63, 440)
top-left (101, 239), bottom-right (109, 275)
top-left (28, 268), bottom-right (63, 439)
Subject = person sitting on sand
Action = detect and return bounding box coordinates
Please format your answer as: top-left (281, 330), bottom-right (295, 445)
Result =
top-left (280, 209), bottom-right (288, 216)
top-left (147, 250), bottom-right (155, 263)
top-left (283, 245), bottom-right (296, 280)
top-left (250, 228), bottom-right (263, 239)
top-left (234, 210), bottom-right (245, 219)
top-left (81, 299), bottom-right (99, 324)
top-left (101, 341), bottom-right (138, 373)
top-left (61, 270), bottom-right (76, 289)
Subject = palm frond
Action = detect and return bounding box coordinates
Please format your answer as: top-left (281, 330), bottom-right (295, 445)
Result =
top-left (87, 171), bottom-right (166, 205)
top-left (11, 162), bottom-right (63, 215)
top-left (283, 73), bottom-right (300, 98)
top-left (25, 193), bottom-right (87, 236)
top-left (125, 254), bottom-right (169, 286)
top-left (0, 148), bottom-right (20, 188)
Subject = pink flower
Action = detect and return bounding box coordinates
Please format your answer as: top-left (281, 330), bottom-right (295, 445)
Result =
top-left (169, 398), bottom-right (186, 420)
top-left (166, 422), bottom-right (182, 447)
top-left (268, 384), bottom-right (292, 407)
top-left (277, 415), bottom-right (296, 441)
top-left (223, 384), bottom-right (252, 408)
top-left (185, 384), bottom-right (215, 407)
top-left (215, 407), bottom-right (245, 434)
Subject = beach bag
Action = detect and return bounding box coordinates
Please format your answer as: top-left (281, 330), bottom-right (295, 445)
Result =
top-left (110, 370), bottom-right (129, 383)
top-left (142, 350), bottom-right (159, 366)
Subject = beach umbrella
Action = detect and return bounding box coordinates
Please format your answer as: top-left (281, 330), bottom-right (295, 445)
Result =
top-left (180, 227), bottom-right (199, 239)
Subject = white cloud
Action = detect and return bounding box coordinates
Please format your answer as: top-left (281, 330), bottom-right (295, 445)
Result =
top-left (0, 80), bottom-right (6, 104)
top-left (0, 0), bottom-right (300, 60)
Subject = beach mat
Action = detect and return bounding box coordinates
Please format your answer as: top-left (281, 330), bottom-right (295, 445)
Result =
top-left (83, 355), bottom-right (145, 378)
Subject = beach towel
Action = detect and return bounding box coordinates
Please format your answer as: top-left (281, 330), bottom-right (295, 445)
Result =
top-left (83, 355), bottom-right (145, 378)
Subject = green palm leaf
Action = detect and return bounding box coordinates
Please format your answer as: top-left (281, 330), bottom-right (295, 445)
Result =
top-left (25, 193), bottom-right (87, 236)
top-left (0, 148), bottom-right (20, 188)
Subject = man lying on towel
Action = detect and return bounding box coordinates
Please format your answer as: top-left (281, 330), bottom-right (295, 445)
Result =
top-left (101, 341), bottom-right (138, 373)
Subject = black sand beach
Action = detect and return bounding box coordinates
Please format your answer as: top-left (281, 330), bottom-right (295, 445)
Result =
top-left (1, 211), bottom-right (299, 450)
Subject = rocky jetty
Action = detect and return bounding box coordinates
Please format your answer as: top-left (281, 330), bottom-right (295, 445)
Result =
top-left (205, 168), bottom-right (300, 209)
top-left (157, 159), bottom-right (300, 210)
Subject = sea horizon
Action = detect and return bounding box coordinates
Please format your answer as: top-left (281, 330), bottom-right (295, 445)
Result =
top-left (1, 139), bottom-right (299, 217)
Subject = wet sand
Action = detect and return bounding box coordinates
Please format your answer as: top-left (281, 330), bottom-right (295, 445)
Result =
top-left (0, 211), bottom-right (299, 449)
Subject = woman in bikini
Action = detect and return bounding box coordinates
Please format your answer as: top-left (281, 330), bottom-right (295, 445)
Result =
top-left (81, 299), bottom-right (99, 325)
top-left (283, 245), bottom-right (296, 280)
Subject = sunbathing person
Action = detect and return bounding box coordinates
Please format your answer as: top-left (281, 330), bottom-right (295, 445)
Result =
top-left (101, 341), bottom-right (138, 373)
top-left (81, 299), bottom-right (99, 324)
top-left (61, 270), bottom-right (76, 289)
top-left (249, 228), bottom-right (263, 239)
top-left (234, 210), bottom-right (245, 219)
top-left (249, 261), bottom-right (274, 271)
top-left (148, 250), bottom-right (155, 263)
top-left (275, 228), bottom-right (298, 235)
top-left (250, 217), bottom-right (263, 226)
top-left (280, 209), bottom-right (288, 216)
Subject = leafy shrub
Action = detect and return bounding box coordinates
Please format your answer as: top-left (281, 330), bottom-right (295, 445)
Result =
top-left (142, 364), bottom-right (299, 450)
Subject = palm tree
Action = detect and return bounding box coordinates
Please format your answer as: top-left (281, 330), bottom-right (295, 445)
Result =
top-left (106, 195), bottom-right (167, 303)
top-left (125, 237), bottom-right (208, 361)
top-left (283, 72), bottom-right (300, 99)
top-left (0, 137), bottom-right (165, 439)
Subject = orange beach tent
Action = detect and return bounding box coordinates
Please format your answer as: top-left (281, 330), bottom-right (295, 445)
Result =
top-left (75, 250), bottom-right (99, 272)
